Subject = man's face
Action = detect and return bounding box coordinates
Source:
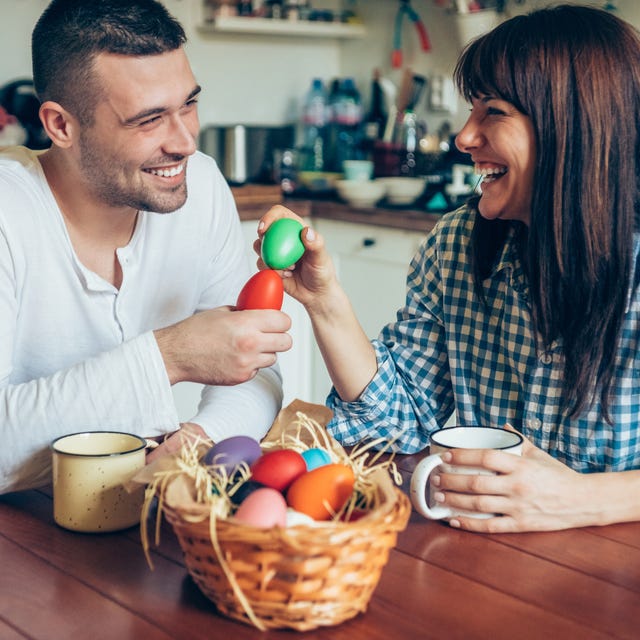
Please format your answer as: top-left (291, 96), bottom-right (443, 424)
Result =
top-left (76, 48), bottom-right (200, 214)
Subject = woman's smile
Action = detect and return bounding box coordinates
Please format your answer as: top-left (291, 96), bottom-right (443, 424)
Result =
top-left (455, 97), bottom-right (536, 226)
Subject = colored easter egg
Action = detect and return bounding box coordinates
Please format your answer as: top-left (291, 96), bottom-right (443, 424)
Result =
top-left (234, 487), bottom-right (287, 528)
top-left (301, 447), bottom-right (332, 471)
top-left (236, 270), bottom-right (284, 311)
top-left (285, 507), bottom-right (316, 527)
top-left (201, 435), bottom-right (262, 475)
top-left (286, 463), bottom-right (356, 521)
top-left (250, 449), bottom-right (307, 492)
top-left (261, 218), bottom-right (305, 269)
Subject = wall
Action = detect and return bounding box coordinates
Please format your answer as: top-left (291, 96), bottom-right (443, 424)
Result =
top-left (2, 0), bottom-right (640, 135)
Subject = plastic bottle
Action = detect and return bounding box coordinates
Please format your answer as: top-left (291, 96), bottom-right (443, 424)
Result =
top-left (300, 78), bottom-right (329, 172)
top-left (329, 77), bottom-right (363, 172)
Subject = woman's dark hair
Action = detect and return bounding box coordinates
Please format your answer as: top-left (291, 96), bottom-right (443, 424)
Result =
top-left (31, 0), bottom-right (186, 124)
top-left (454, 4), bottom-right (640, 421)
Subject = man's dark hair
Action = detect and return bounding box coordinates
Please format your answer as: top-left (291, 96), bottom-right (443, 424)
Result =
top-left (32, 0), bottom-right (186, 124)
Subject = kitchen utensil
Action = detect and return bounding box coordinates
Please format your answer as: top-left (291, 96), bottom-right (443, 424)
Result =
top-left (391, 0), bottom-right (431, 69)
top-left (406, 74), bottom-right (427, 110)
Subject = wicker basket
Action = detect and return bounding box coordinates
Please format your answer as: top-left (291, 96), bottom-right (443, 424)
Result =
top-left (162, 476), bottom-right (411, 631)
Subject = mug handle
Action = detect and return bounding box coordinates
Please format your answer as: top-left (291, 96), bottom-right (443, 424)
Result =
top-left (410, 453), bottom-right (454, 519)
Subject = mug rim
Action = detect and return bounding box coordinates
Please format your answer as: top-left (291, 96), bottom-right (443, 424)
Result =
top-left (430, 425), bottom-right (523, 450)
top-left (51, 430), bottom-right (147, 457)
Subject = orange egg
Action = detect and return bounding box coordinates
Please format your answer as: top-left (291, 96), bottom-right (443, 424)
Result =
top-left (286, 463), bottom-right (355, 521)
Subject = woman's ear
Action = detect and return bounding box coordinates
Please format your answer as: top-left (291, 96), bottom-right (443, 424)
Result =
top-left (38, 101), bottom-right (76, 148)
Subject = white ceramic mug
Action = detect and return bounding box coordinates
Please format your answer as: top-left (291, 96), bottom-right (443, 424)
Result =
top-left (52, 431), bottom-right (147, 533)
top-left (410, 426), bottom-right (523, 520)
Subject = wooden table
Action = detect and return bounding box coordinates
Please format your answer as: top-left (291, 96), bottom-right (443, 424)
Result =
top-left (2, 452), bottom-right (639, 640)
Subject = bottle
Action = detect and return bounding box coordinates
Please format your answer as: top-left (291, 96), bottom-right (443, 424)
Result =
top-left (361, 69), bottom-right (387, 160)
top-left (329, 77), bottom-right (363, 172)
top-left (237, 0), bottom-right (253, 16)
top-left (299, 78), bottom-right (329, 172)
top-left (324, 78), bottom-right (341, 172)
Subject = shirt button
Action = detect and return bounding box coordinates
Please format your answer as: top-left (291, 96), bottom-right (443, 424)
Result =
top-left (527, 417), bottom-right (542, 429)
top-left (540, 352), bottom-right (553, 365)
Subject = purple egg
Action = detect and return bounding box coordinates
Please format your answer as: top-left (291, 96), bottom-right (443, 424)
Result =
top-left (202, 435), bottom-right (262, 475)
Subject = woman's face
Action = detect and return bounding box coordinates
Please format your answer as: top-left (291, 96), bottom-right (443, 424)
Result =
top-left (455, 95), bottom-right (536, 226)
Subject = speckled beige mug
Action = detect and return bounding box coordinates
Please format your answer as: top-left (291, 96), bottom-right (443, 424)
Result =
top-left (52, 431), bottom-right (147, 533)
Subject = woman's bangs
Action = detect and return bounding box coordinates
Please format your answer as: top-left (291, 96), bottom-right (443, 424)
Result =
top-left (455, 22), bottom-right (523, 106)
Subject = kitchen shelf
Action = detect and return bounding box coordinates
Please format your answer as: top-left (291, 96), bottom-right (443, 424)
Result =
top-left (198, 16), bottom-right (366, 39)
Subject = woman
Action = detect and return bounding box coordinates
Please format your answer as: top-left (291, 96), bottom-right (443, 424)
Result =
top-left (257, 5), bottom-right (640, 532)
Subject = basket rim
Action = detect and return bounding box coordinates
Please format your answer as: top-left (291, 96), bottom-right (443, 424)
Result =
top-left (161, 474), bottom-right (410, 537)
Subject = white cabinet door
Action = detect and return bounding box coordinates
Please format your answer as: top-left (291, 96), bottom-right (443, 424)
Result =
top-left (310, 219), bottom-right (427, 404)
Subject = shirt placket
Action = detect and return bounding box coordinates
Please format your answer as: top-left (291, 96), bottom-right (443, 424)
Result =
top-left (509, 254), bottom-right (555, 448)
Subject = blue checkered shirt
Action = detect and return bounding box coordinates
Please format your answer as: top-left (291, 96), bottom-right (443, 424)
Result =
top-left (326, 206), bottom-right (640, 473)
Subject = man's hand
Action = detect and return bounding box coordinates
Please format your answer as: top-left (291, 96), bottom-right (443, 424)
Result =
top-left (145, 422), bottom-right (210, 464)
top-left (154, 306), bottom-right (292, 386)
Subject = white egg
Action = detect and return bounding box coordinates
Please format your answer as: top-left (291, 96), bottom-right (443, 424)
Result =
top-left (285, 507), bottom-right (316, 527)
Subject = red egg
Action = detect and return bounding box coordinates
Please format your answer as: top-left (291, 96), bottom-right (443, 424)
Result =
top-left (286, 463), bottom-right (356, 521)
top-left (236, 270), bottom-right (284, 311)
top-left (250, 449), bottom-right (307, 492)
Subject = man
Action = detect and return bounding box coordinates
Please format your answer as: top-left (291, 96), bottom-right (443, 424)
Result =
top-left (0, 0), bottom-right (291, 493)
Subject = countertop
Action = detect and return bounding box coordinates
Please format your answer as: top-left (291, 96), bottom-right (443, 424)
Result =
top-left (231, 185), bottom-right (442, 234)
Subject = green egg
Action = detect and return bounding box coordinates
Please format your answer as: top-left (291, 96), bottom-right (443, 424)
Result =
top-left (261, 218), bottom-right (305, 269)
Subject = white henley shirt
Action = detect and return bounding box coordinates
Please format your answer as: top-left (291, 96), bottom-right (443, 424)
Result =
top-left (0, 146), bottom-right (282, 493)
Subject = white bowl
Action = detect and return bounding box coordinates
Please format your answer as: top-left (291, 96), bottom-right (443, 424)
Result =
top-left (378, 177), bottom-right (426, 205)
top-left (335, 179), bottom-right (387, 208)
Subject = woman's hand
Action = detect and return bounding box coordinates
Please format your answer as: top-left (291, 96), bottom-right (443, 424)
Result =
top-left (256, 205), bottom-right (378, 401)
top-left (255, 205), bottom-right (340, 312)
top-left (431, 432), bottom-right (601, 532)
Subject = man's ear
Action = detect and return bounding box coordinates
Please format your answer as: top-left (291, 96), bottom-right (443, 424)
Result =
top-left (38, 101), bottom-right (77, 148)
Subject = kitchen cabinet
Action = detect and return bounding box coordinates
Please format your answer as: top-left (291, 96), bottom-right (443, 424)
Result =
top-left (309, 218), bottom-right (428, 404)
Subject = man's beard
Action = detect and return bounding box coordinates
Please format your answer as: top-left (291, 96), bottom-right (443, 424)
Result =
top-left (77, 132), bottom-right (189, 213)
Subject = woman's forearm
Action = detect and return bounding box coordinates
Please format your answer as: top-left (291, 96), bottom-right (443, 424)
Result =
top-left (306, 284), bottom-right (378, 402)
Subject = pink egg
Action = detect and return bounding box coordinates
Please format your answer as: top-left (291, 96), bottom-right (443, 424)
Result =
top-left (233, 487), bottom-right (287, 528)
top-left (250, 449), bottom-right (307, 492)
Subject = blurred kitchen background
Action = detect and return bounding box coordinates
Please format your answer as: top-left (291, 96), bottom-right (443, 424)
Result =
top-left (3, 0), bottom-right (637, 195)
top-left (1, 0), bottom-right (637, 414)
